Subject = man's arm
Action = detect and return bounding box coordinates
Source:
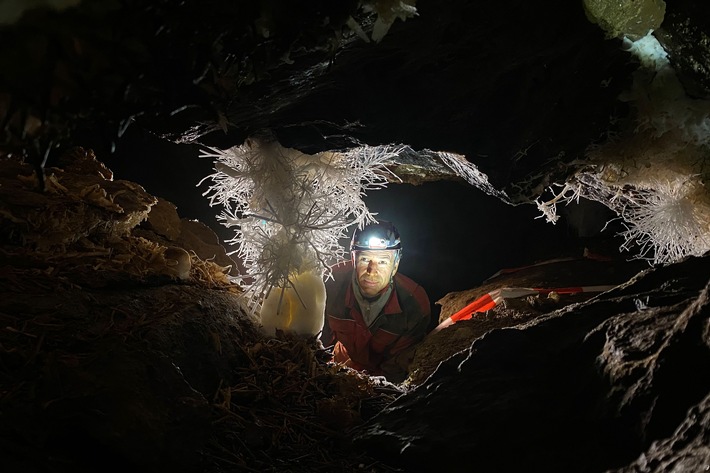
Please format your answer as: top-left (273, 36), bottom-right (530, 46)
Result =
top-left (380, 285), bottom-right (432, 381)
top-left (379, 319), bottom-right (430, 382)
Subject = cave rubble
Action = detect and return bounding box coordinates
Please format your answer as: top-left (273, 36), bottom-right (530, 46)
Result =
top-left (0, 154), bottom-right (403, 472)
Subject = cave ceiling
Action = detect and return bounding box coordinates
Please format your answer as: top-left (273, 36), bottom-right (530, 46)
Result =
top-left (2, 0), bottom-right (708, 204)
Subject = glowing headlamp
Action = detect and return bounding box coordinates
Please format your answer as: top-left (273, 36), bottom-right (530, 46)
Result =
top-left (367, 236), bottom-right (387, 249)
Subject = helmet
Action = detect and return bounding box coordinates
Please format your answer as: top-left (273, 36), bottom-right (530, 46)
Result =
top-left (351, 221), bottom-right (402, 252)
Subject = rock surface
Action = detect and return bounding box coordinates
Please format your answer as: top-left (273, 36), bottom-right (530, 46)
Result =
top-left (354, 253), bottom-right (710, 472)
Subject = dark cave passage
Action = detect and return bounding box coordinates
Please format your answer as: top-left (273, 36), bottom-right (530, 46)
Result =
top-left (362, 180), bottom-right (586, 305)
top-left (101, 125), bottom-right (600, 316)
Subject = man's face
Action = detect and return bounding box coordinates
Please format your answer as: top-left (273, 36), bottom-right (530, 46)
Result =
top-left (353, 250), bottom-right (399, 297)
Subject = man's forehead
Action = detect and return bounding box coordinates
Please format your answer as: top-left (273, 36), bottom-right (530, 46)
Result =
top-left (355, 250), bottom-right (396, 260)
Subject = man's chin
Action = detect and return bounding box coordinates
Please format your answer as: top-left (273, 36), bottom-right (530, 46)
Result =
top-left (359, 281), bottom-right (382, 296)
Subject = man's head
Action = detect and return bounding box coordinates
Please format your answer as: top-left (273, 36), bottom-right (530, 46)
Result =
top-left (350, 221), bottom-right (402, 297)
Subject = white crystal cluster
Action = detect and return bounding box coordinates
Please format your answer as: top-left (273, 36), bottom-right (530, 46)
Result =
top-left (537, 33), bottom-right (710, 265)
top-left (200, 137), bottom-right (398, 315)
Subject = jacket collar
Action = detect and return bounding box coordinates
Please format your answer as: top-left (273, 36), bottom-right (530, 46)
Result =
top-left (345, 274), bottom-right (402, 315)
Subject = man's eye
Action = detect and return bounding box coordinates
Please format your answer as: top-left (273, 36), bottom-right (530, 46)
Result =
top-left (378, 260), bottom-right (388, 265)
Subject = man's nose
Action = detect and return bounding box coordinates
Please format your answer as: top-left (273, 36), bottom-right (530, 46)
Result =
top-left (366, 261), bottom-right (377, 273)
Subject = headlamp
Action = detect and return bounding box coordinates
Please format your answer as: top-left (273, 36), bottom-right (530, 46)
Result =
top-left (367, 236), bottom-right (387, 249)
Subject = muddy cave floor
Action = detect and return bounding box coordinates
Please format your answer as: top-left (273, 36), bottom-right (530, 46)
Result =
top-left (0, 153), bottom-right (655, 472)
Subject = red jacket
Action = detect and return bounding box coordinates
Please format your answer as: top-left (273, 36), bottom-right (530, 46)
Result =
top-left (322, 261), bottom-right (431, 381)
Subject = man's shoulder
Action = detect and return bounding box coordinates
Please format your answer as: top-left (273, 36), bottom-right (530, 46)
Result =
top-left (393, 272), bottom-right (423, 293)
top-left (393, 272), bottom-right (430, 316)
